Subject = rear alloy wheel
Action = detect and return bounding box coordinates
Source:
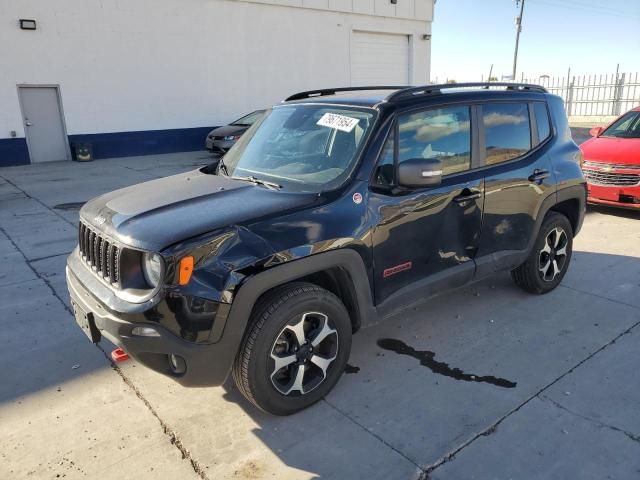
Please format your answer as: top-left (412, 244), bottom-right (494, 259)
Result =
top-left (511, 212), bottom-right (574, 294)
top-left (538, 227), bottom-right (569, 282)
top-left (233, 282), bottom-right (351, 415)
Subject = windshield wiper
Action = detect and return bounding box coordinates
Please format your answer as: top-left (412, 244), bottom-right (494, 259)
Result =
top-left (231, 175), bottom-right (282, 190)
top-left (218, 158), bottom-right (280, 190)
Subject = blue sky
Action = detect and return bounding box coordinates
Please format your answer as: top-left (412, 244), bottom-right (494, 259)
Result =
top-left (431, 0), bottom-right (640, 82)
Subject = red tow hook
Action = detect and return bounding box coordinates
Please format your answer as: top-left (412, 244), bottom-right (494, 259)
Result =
top-left (111, 347), bottom-right (130, 362)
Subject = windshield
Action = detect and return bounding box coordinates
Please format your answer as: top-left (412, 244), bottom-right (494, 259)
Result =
top-left (231, 110), bottom-right (265, 126)
top-left (221, 105), bottom-right (376, 192)
top-left (601, 111), bottom-right (640, 139)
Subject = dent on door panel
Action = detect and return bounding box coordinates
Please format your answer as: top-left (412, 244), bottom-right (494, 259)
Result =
top-left (479, 154), bottom-right (555, 256)
top-left (370, 177), bottom-right (483, 304)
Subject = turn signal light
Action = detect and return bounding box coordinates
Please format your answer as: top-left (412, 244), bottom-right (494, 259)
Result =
top-left (111, 348), bottom-right (129, 362)
top-left (178, 256), bottom-right (194, 285)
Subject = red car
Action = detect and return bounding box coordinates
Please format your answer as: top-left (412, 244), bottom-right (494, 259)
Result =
top-left (580, 107), bottom-right (640, 210)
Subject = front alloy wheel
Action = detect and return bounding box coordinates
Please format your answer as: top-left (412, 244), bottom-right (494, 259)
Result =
top-left (270, 312), bottom-right (338, 395)
top-left (233, 282), bottom-right (352, 415)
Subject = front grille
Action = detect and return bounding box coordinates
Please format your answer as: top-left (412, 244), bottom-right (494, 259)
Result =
top-left (583, 169), bottom-right (640, 187)
top-left (583, 160), bottom-right (640, 171)
top-left (78, 223), bottom-right (121, 285)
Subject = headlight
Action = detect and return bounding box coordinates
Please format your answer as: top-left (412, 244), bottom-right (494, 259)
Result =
top-left (142, 252), bottom-right (163, 288)
top-left (224, 135), bottom-right (241, 141)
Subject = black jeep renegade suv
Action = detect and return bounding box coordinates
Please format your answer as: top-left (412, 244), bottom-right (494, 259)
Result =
top-left (66, 83), bottom-right (586, 415)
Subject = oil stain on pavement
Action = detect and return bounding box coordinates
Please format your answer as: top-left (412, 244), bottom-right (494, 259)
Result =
top-left (345, 364), bottom-right (360, 374)
top-left (53, 202), bottom-right (86, 210)
top-left (377, 338), bottom-right (516, 388)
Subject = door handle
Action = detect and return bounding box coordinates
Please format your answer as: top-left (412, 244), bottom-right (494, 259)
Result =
top-left (528, 169), bottom-right (550, 183)
top-left (453, 188), bottom-right (482, 204)
top-left (25, 121), bottom-right (32, 126)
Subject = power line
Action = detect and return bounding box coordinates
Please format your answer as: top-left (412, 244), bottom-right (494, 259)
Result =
top-left (529, 0), bottom-right (640, 20)
top-left (552, 0), bottom-right (640, 16)
top-left (541, 0), bottom-right (639, 16)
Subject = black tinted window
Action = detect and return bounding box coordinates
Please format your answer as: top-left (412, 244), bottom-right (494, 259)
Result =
top-left (602, 111), bottom-right (640, 138)
top-left (398, 106), bottom-right (472, 176)
top-left (483, 103), bottom-right (531, 165)
top-left (533, 102), bottom-right (551, 142)
top-left (374, 132), bottom-right (395, 186)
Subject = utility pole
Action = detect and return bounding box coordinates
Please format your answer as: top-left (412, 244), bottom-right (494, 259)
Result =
top-left (512, 0), bottom-right (525, 80)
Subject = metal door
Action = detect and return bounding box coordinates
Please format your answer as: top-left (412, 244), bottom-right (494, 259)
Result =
top-left (370, 104), bottom-right (483, 304)
top-left (476, 101), bottom-right (556, 257)
top-left (18, 86), bottom-right (70, 163)
top-left (351, 31), bottom-right (410, 87)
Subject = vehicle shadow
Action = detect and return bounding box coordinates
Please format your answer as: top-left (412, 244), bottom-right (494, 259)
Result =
top-left (0, 333), bottom-right (114, 404)
top-left (586, 204), bottom-right (640, 220)
top-left (214, 250), bottom-right (640, 478)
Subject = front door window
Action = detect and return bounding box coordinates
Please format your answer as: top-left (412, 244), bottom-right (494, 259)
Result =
top-left (398, 106), bottom-right (472, 176)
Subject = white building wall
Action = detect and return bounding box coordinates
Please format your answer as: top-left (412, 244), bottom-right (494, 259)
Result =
top-left (244, 0), bottom-right (433, 20)
top-left (0, 0), bottom-right (432, 156)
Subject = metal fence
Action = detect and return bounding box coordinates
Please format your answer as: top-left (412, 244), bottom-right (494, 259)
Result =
top-left (521, 70), bottom-right (640, 117)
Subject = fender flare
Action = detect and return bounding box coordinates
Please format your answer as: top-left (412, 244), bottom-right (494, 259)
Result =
top-left (555, 183), bottom-right (587, 235)
top-left (209, 249), bottom-right (376, 382)
top-left (525, 184), bottom-right (586, 255)
top-left (476, 184), bottom-right (586, 278)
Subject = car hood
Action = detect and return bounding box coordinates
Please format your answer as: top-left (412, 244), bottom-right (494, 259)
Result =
top-left (80, 170), bottom-right (318, 251)
top-left (208, 125), bottom-right (248, 137)
top-left (580, 137), bottom-right (640, 165)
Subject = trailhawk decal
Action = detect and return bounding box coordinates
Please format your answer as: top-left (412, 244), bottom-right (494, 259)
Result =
top-left (383, 262), bottom-right (413, 278)
top-left (317, 112), bottom-right (360, 133)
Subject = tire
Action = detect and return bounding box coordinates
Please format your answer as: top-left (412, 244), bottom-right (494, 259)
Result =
top-left (232, 282), bottom-right (352, 415)
top-left (511, 211), bottom-right (573, 294)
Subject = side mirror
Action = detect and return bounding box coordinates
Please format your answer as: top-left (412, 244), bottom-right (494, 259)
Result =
top-left (199, 157), bottom-right (221, 175)
top-left (589, 126), bottom-right (604, 137)
top-left (398, 158), bottom-right (443, 188)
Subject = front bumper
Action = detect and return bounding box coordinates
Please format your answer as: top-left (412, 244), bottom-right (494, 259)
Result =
top-left (66, 263), bottom-right (238, 387)
top-left (583, 162), bottom-right (640, 210)
top-left (205, 137), bottom-right (235, 154)
top-left (587, 183), bottom-right (640, 210)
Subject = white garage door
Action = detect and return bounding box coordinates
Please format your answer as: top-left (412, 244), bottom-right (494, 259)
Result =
top-left (350, 31), bottom-right (410, 86)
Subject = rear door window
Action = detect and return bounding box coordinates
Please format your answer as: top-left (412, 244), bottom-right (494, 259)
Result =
top-left (482, 103), bottom-right (532, 165)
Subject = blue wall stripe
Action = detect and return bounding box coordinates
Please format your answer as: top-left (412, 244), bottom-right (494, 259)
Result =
top-left (0, 138), bottom-right (30, 167)
top-left (0, 126), bottom-right (218, 167)
top-left (68, 126), bottom-right (217, 160)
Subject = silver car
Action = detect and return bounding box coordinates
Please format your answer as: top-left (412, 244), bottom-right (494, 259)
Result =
top-left (205, 110), bottom-right (265, 155)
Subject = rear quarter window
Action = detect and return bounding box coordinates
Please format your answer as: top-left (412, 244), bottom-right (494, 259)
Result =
top-left (533, 102), bottom-right (551, 142)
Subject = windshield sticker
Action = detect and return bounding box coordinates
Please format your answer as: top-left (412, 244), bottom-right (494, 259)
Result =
top-left (317, 113), bottom-right (360, 133)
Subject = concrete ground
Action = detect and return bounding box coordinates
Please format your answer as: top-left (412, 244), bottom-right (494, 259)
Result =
top-left (1, 147), bottom-right (639, 480)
